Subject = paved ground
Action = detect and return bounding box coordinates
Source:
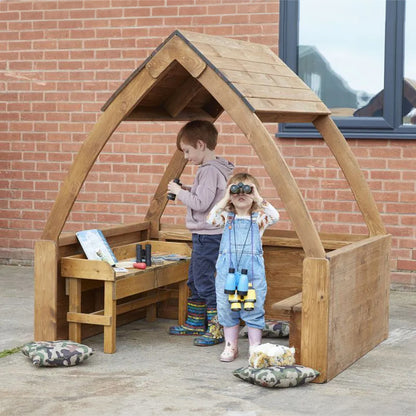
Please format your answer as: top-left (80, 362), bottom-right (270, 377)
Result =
top-left (0, 264), bottom-right (415, 416)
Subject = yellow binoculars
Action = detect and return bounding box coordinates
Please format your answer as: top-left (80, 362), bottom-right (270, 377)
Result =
top-left (228, 283), bottom-right (256, 311)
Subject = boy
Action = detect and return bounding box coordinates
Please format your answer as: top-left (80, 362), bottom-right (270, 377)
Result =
top-left (168, 120), bottom-right (234, 346)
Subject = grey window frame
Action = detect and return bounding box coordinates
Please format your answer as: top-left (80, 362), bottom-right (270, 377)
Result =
top-left (278, 0), bottom-right (416, 140)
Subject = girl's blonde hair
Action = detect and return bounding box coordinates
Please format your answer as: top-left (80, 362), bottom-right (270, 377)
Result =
top-left (225, 172), bottom-right (262, 214)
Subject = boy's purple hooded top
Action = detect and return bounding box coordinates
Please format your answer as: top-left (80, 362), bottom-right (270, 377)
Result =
top-left (177, 157), bottom-right (234, 235)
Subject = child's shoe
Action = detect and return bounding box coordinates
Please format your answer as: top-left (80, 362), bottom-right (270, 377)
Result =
top-left (169, 299), bottom-right (206, 335)
top-left (193, 308), bottom-right (224, 346)
top-left (220, 343), bottom-right (238, 362)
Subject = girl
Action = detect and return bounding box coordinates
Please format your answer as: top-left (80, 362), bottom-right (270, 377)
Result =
top-left (207, 172), bottom-right (279, 362)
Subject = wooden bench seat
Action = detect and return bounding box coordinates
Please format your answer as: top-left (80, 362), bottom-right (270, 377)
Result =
top-left (272, 292), bottom-right (302, 363)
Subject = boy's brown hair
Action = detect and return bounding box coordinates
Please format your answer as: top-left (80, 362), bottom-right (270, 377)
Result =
top-left (176, 120), bottom-right (218, 151)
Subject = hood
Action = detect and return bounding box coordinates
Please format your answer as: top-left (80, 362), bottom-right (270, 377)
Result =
top-left (201, 157), bottom-right (234, 180)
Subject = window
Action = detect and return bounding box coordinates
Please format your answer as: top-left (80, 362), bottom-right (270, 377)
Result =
top-left (278, 0), bottom-right (416, 139)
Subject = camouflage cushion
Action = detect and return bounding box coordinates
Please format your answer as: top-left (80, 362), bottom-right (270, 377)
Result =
top-left (263, 320), bottom-right (290, 338)
top-left (239, 320), bottom-right (290, 338)
top-left (233, 365), bottom-right (319, 388)
top-left (22, 341), bottom-right (93, 367)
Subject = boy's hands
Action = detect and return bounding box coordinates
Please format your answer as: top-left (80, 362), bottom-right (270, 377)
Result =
top-left (168, 180), bottom-right (182, 196)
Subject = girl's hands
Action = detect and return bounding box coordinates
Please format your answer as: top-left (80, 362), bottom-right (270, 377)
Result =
top-left (217, 184), bottom-right (232, 208)
top-left (251, 184), bottom-right (263, 205)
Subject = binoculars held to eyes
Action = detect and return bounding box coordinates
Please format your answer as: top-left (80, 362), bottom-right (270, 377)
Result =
top-left (230, 182), bottom-right (253, 195)
top-left (225, 268), bottom-right (256, 311)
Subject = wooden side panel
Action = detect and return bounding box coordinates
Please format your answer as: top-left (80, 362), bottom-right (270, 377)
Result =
top-left (112, 240), bottom-right (192, 260)
top-left (61, 258), bottom-right (115, 281)
top-left (301, 257), bottom-right (330, 383)
top-left (34, 240), bottom-right (59, 340)
top-left (264, 246), bottom-right (304, 316)
top-left (326, 235), bottom-right (391, 380)
top-left (155, 262), bottom-right (190, 287)
top-left (290, 309), bottom-right (302, 363)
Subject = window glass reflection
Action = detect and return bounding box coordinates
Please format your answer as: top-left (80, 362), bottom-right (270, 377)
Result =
top-left (298, 0), bottom-right (385, 117)
top-left (403, 1), bottom-right (416, 125)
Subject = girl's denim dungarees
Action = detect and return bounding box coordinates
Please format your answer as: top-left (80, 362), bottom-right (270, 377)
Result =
top-left (216, 213), bottom-right (267, 329)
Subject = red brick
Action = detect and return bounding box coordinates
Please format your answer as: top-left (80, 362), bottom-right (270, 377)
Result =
top-left (397, 259), bottom-right (416, 271)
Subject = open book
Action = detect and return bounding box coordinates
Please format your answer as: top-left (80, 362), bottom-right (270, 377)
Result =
top-left (76, 229), bottom-right (117, 266)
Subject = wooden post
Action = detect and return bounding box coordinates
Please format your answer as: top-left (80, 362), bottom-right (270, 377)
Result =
top-left (178, 280), bottom-right (188, 325)
top-left (301, 257), bottom-right (330, 383)
top-left (34, 240), bottom-right (58, 340)
top-left (104, 281), bottom-right (116, 354)
top-left (68, 278), bottom-right (82, 343)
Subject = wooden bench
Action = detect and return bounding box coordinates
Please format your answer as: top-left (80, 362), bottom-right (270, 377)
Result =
top-left (60, 240), bottom-right (191, 353)
top-left (272, 292), bottom-right (302, 363)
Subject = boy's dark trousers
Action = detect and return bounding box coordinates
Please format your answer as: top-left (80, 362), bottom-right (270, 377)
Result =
top-left (188, 233), bottom-right (222, 308)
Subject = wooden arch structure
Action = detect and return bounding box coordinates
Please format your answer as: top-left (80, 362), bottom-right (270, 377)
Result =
top-left (34, 30), bottom-right (391, 382)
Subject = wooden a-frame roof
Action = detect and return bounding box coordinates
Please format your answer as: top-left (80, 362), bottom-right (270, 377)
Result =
top-left (41, 30), bottom-right (385, 260)
top-left (102, 30), bottom-right (330, 123)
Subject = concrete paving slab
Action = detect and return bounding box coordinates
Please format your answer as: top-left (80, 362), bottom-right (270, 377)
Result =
top-left (0, 265), bottom-right (415, 416)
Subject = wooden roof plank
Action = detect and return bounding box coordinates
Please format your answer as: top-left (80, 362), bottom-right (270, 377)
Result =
top-left (178, 30), bottom-right (278, 62)
top-left (235, 82), bottom-right (323, 102)
top-left (186, 40), bottom-right (280, 67)
top-left (199, 55), bottom-right (297, 77)
top-left (216, 68), bottom-right (307, 89)
top-left (248, 97), bottom-right (330, 114)
top-left (256, 112), bottom-right (322, 123)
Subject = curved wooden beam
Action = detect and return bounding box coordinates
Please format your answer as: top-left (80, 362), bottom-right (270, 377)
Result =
top-left (313, 115), bottom-right (386, 236)
top-left (145, 149), bottom-right (188, 237)
top-left (41, 69), bottom-right (159, 241)
top-left (42, 34), bottom-right (208, 242)
top-left (197, 66), bottom-right (326, 258)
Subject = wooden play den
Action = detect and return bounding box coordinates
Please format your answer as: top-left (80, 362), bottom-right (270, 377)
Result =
top-left (34, 30), bottom-right (391, 383)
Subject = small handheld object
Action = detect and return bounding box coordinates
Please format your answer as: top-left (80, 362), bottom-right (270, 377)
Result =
top-left (230, 182), bottom-right (252, 195)
top-left (133, 262), bottom-right (147, 270)
top-left (136, 244), bottom-right (142, 263)
top-left (145, 244), bottom-right (152, 267)
top-left (167, 178), bottom-right (182, 201)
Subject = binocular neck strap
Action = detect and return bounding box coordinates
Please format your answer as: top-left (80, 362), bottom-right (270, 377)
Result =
top-left (228, 214), bottom-right (253, 275)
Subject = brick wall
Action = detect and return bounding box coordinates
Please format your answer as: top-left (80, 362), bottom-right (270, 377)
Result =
top-left (0, 1), bottom-right (414, 290)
